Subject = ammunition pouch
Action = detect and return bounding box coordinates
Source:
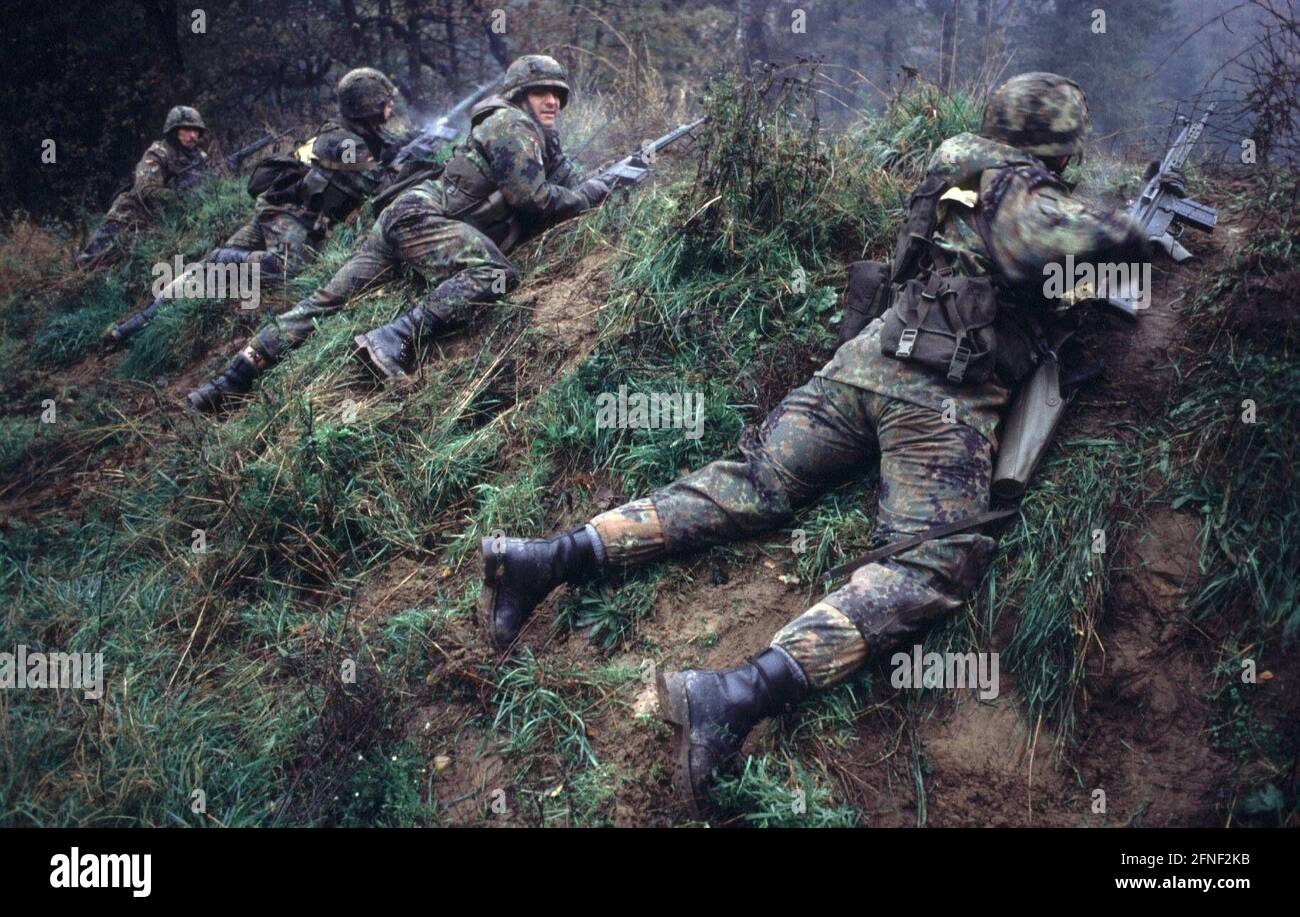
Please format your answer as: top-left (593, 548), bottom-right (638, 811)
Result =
top-left (299, 166), bottom-right (365, 226)
top-left (837, 260), bottom-right (892, 345)
top-left (440, 146), bottom-right (526, 250)
top-left (880, 266), bottom-right (998, 385)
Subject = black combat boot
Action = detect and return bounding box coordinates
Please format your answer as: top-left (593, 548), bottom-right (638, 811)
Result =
top-left (77, 221), bottom-right (122, 270)
top-left (253, 252), bottom-right (286, 285)
top-left (353, 305), bottom-right (446, 381)
top-left (657, 647), bottom-right (809, 818)
top-left (478, 527), bottom-right (601, 651)
top-left (186, 346), bottom-right (271, 413)
top-left (102, 296), bottom-right (166, 348)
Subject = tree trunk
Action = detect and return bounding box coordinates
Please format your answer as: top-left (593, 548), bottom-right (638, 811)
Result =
top-left (443, 0), bottom-right (461, 92)
top-left (938, 0), bottom-right (961, 96)
top-left (735, 0), bottom-right (771, 73)
top-left (147, 0), bottom-right (183, 78)
top-left (405, 0), bottom-right (423, 105)
top-left (976, 0), bottom-right (991, 74)
top-left (483, 0), bottom-right (510, 71)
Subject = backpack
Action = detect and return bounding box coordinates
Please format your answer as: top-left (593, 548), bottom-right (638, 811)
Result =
top-left (246, 154), bottom-right (310, 203)
top-left (839, 163), bottom-right (1063, 385)
top-left (877, 169), bottom-right (1001, 384)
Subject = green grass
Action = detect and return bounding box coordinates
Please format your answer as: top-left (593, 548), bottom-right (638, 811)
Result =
top-left (4, 71), bottom-right (1286, 828)
top-left (1158, 171), bottom-right (1300, 826)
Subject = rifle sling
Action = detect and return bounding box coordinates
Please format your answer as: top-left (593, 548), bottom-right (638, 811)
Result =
top-left (822, 508), bottom-right (1017, 584)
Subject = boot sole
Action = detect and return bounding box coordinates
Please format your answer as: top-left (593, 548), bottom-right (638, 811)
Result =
top-left (353, 334), bottom-right (409, 382)
top-left (186, 388), bottom-right (247, 414)
top-left (656, 669), bottom-right (706, 820)
top-left (186, 390), bottom-right (221, 413)
top-left (477, 537), bottom-right (507, 651)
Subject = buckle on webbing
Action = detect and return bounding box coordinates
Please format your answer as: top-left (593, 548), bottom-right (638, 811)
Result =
top-left (896, 327), bottom-right (918, 359)
top-left (947, 342), bottom-right (971, 383)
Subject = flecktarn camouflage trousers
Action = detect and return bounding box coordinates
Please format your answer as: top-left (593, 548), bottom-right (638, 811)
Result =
top-left (590, 375), bottom-right (997, 688)
top-left (221, 206), bottom-right (315, 276)
top-left (252, 189), bottom-right (517, 355)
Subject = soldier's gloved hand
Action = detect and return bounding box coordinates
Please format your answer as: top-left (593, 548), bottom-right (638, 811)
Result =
top-left (1142, 160), bottom-right (1187, 197)
top-left (578, 176), bottom-right (612, 207)
top-left (1160, 166), bottom-right (1188, 197)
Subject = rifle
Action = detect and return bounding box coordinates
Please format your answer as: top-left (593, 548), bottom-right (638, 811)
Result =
top-left (1105, 104), bottom-right (1217, 318)
top-left (594, 117), bottom-right (707, 189)
top-left (390, 76), bottom-right (506, 170)
top-left (176, 128), bottom-right (296, 188)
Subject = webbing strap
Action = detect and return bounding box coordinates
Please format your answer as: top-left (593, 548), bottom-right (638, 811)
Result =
top-left (822, 508), bottom-right (1018, 584)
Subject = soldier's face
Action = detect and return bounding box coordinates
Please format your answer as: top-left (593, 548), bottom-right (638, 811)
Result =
top-left (176, 128), bottom-right (200, 148)
top-left (526, 90), bottom-right (561, 127)
top-left (382, 99), bottom-right (395, 122)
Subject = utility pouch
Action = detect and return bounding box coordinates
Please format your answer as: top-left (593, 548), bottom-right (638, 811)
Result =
top-left (880, 268), bottom-right (998, 384)
top-left (837, 260), bottom-right (892, 345)
top-left (247, 155), bottom-right (309, 203)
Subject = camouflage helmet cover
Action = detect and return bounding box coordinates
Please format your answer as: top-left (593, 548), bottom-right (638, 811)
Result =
top-left (502, 55), bottom-right (571, 108)
top-left (981, 72), bottom-right (1089, 159)
top-left (338, 67), bottom-right (398, 121)
top-left (163, 105), bottom-right (206, 137)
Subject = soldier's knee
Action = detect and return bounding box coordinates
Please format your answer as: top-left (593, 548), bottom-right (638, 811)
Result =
top-left (484, 262), bottom-right (521, 295)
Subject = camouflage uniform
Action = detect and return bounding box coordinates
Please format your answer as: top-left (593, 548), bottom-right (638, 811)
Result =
top-left (106, 71), bottom-right (407, 347)
top-left (474, 71), bottom-right (1151, 816)
top-left (587, 119), bottom-right (1147, 688)
top-left (218, 104), bottom-right (412, 277)
top-left (187, 55), bottom-right (607, 411)
top-left (249, 90), bottom-right (598, 362)
top-left (78, 106), bottom-right (210, 268)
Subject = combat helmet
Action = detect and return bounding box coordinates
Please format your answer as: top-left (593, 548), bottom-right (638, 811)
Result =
top-left (163, 105), bottom-right (206, 138)
top-left (981, 72), bottom-right (1089, 160)
top-left (338, 67), bottom-right (398, 121)
top-left (502, 55), bottom-right (571, 108)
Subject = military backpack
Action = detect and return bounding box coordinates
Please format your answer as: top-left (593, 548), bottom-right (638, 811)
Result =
top-left (837, 162), bottom-right (1066, 386)
top-left (246, 154), bottom-right (310, 204)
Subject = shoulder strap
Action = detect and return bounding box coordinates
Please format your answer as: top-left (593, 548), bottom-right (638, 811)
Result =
top-left (891, 173), bottom-right (948, 282)
top-left (823, 509), bottom-right (1017, 584)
